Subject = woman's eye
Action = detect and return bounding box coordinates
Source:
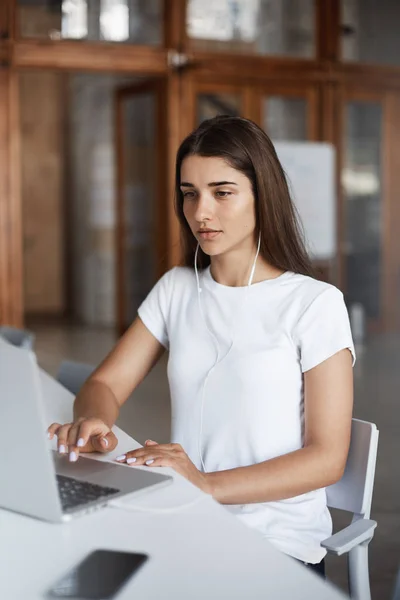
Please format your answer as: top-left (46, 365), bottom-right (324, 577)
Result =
top-left (183, 191), bottom-right (196, 199)
top-left (216, 191), bottom-right (231, 198)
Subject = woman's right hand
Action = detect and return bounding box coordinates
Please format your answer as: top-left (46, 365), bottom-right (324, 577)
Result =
top-left (47, 417), bottom-right (119, 462)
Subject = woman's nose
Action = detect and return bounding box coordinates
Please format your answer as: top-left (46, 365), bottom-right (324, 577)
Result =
top-left (194, 194), bottom-right (214, 223)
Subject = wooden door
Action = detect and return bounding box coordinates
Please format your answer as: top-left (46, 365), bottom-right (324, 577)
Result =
top-left (339, 87), bottom-right (400, 332)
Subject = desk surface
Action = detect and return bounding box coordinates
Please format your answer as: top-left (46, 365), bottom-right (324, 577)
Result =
top-left (0, 369), bottom-right (348, 600)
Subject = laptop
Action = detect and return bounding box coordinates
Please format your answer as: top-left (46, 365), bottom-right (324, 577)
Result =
top-left (0, 340), bottom-right (172, 522)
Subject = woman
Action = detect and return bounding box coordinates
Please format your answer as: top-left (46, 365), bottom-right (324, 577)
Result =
top-left (48, 116), bottom-right (354, 577)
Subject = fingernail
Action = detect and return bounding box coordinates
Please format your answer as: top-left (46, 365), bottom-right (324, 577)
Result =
top-left (69, 452), bottom-right (77, 462)
top-left (47, 432), bottom-right (52, 439)
top-left (145, 459), bottom-right (154, 465)
top-left (102, 437), bottom-right (109, 447)
top-left (126, 457), bottom-right (137, 464)
top-left (116, 454), bottom-right (126, 462)
top-left (77, 438), bottom-right (85, 447)
top-left (59, 445), bottom-right (66, 454)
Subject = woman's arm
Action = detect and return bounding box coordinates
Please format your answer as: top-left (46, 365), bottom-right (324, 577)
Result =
top-left (204, 348), bottom-right (354, 504)
top-left (74, 317), bottom-right (164, 422)
top-left (48, 317), bottom-right (165, 458)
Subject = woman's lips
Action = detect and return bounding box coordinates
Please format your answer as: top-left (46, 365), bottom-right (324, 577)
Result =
top-left (198, 231), bottom-right (222, 240)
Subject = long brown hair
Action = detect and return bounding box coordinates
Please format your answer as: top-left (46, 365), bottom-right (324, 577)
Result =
top-left (175, 115), bottom-right (314, 277)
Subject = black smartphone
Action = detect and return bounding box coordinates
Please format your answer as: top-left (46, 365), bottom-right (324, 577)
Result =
top-left (47, 549), bottom-right (149, 599)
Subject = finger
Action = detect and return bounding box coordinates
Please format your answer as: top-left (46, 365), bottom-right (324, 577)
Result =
top-left (67, 423), bottom-right (81, 450)
top-left (114, 446), bottom-right (167, 464)
top-left (126, 453), bottom-right (159, 466)
top-left (114, 448), bottom-right (150, 465)
top-left (91, 430), bottom-right (117, 453)
top-left (147, 442), bottom-right (181, 452)
top-left (56, 424), bottom-right (72, 454)
top-left (115, 453), bottom-right (127, 463)
top-left (47, 423), bottom-right (62, 440)
top-left (101, 430), bottom-right (118, 452)
top-left (67, 423), bottom-right (85, 462)
top-left (122, 448), bottom-right (156, 464)
top-left (143, 456), bottom-right (173, 468)
top-left (125, 448), bottom-right (173, 466)
top-left (74, 421), bottom-right (108, 452)
top-left (69, 428), bottom-right (113, 462)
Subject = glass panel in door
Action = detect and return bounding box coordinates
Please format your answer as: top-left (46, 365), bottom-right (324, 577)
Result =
top-left (263, 96), bottom-right (308, 141)
top-left (341, 0), bottom-right (400, 66)
top-left (187, 0), bottom-right (315, 57)
top-left (342, 101), bottom-right (383, 324)
top-left (197, 93), bottom-right (241, 124)
top-left (18, 0), bottom-right (163, 45)
top-left (117, 85), bottom-right (159, 330)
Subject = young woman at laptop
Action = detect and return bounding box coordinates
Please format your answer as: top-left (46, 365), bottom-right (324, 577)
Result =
top-left (48, 117), bottom-right (354, 576)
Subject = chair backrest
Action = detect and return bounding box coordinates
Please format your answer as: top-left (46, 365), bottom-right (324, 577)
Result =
top-left (326, 418), bottom-right (379, 519)
top-left (0, 325), bottom-right (35, 350)
top-left (56, 360), bottom-right (95, 396)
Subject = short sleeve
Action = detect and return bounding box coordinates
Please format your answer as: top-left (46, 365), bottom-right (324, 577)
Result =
top-left (137, 268), bottom-right (176, 349)
top-left (295, 287), bottom-right (355, 373)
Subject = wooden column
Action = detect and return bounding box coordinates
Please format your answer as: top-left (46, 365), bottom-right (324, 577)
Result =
top-left (316, 0), bottom-right (340, 62)
top-left (164, 0), bottom-right (187, 267)
top-left (164, 0), bottom-right (186, 51)
top-left (0, 64), bottom-right (23, 326)
top-left (165, 72), bottom-right (184, 267)
top-left (0, 0), bottom-right (23, 326)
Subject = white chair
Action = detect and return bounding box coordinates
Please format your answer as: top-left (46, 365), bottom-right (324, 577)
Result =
top-left (0, 325), bottom-right (35, 350)
top-left (322, 419), bottom-right (379, 600)
top-left (393, 568), bottom-right (400, 600)
top-left (56, 360), bottom-right (95, 396)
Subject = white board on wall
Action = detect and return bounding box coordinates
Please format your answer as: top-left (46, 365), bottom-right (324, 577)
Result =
top-left (273, 142), bottom-right (336, 260)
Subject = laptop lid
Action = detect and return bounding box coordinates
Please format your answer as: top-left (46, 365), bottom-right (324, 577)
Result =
top-left (0, 339), bottom-right (63, 521)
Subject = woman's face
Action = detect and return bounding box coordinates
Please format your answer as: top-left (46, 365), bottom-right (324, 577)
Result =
top-left (181, 155), bottom-right (256, 257)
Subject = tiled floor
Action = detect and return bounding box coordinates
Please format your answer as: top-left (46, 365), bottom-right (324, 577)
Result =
top-left (32, 324), bottom-right (399, 599)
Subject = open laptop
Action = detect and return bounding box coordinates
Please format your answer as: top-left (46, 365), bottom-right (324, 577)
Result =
top-left (0, 340), bottom-right (172, 522)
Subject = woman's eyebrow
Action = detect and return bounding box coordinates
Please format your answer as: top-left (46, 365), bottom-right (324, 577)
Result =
top-left (180, 181), bottom-right (238, 187)
top-left (208, 181), bottom-right (237, 187)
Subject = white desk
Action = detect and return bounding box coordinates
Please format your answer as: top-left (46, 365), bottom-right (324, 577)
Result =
top-left (0, 370), bottom-right (348, 600)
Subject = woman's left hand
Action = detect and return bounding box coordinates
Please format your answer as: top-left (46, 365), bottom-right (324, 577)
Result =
top-left (115, 440), bottom-right (211, 494)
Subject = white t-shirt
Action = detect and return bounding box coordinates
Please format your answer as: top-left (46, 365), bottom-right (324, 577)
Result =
top-left (138, 266), bottom-right (355, 563)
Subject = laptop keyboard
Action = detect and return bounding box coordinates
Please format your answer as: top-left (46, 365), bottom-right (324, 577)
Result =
top-left (56, 474), bottom-right (120, 512)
